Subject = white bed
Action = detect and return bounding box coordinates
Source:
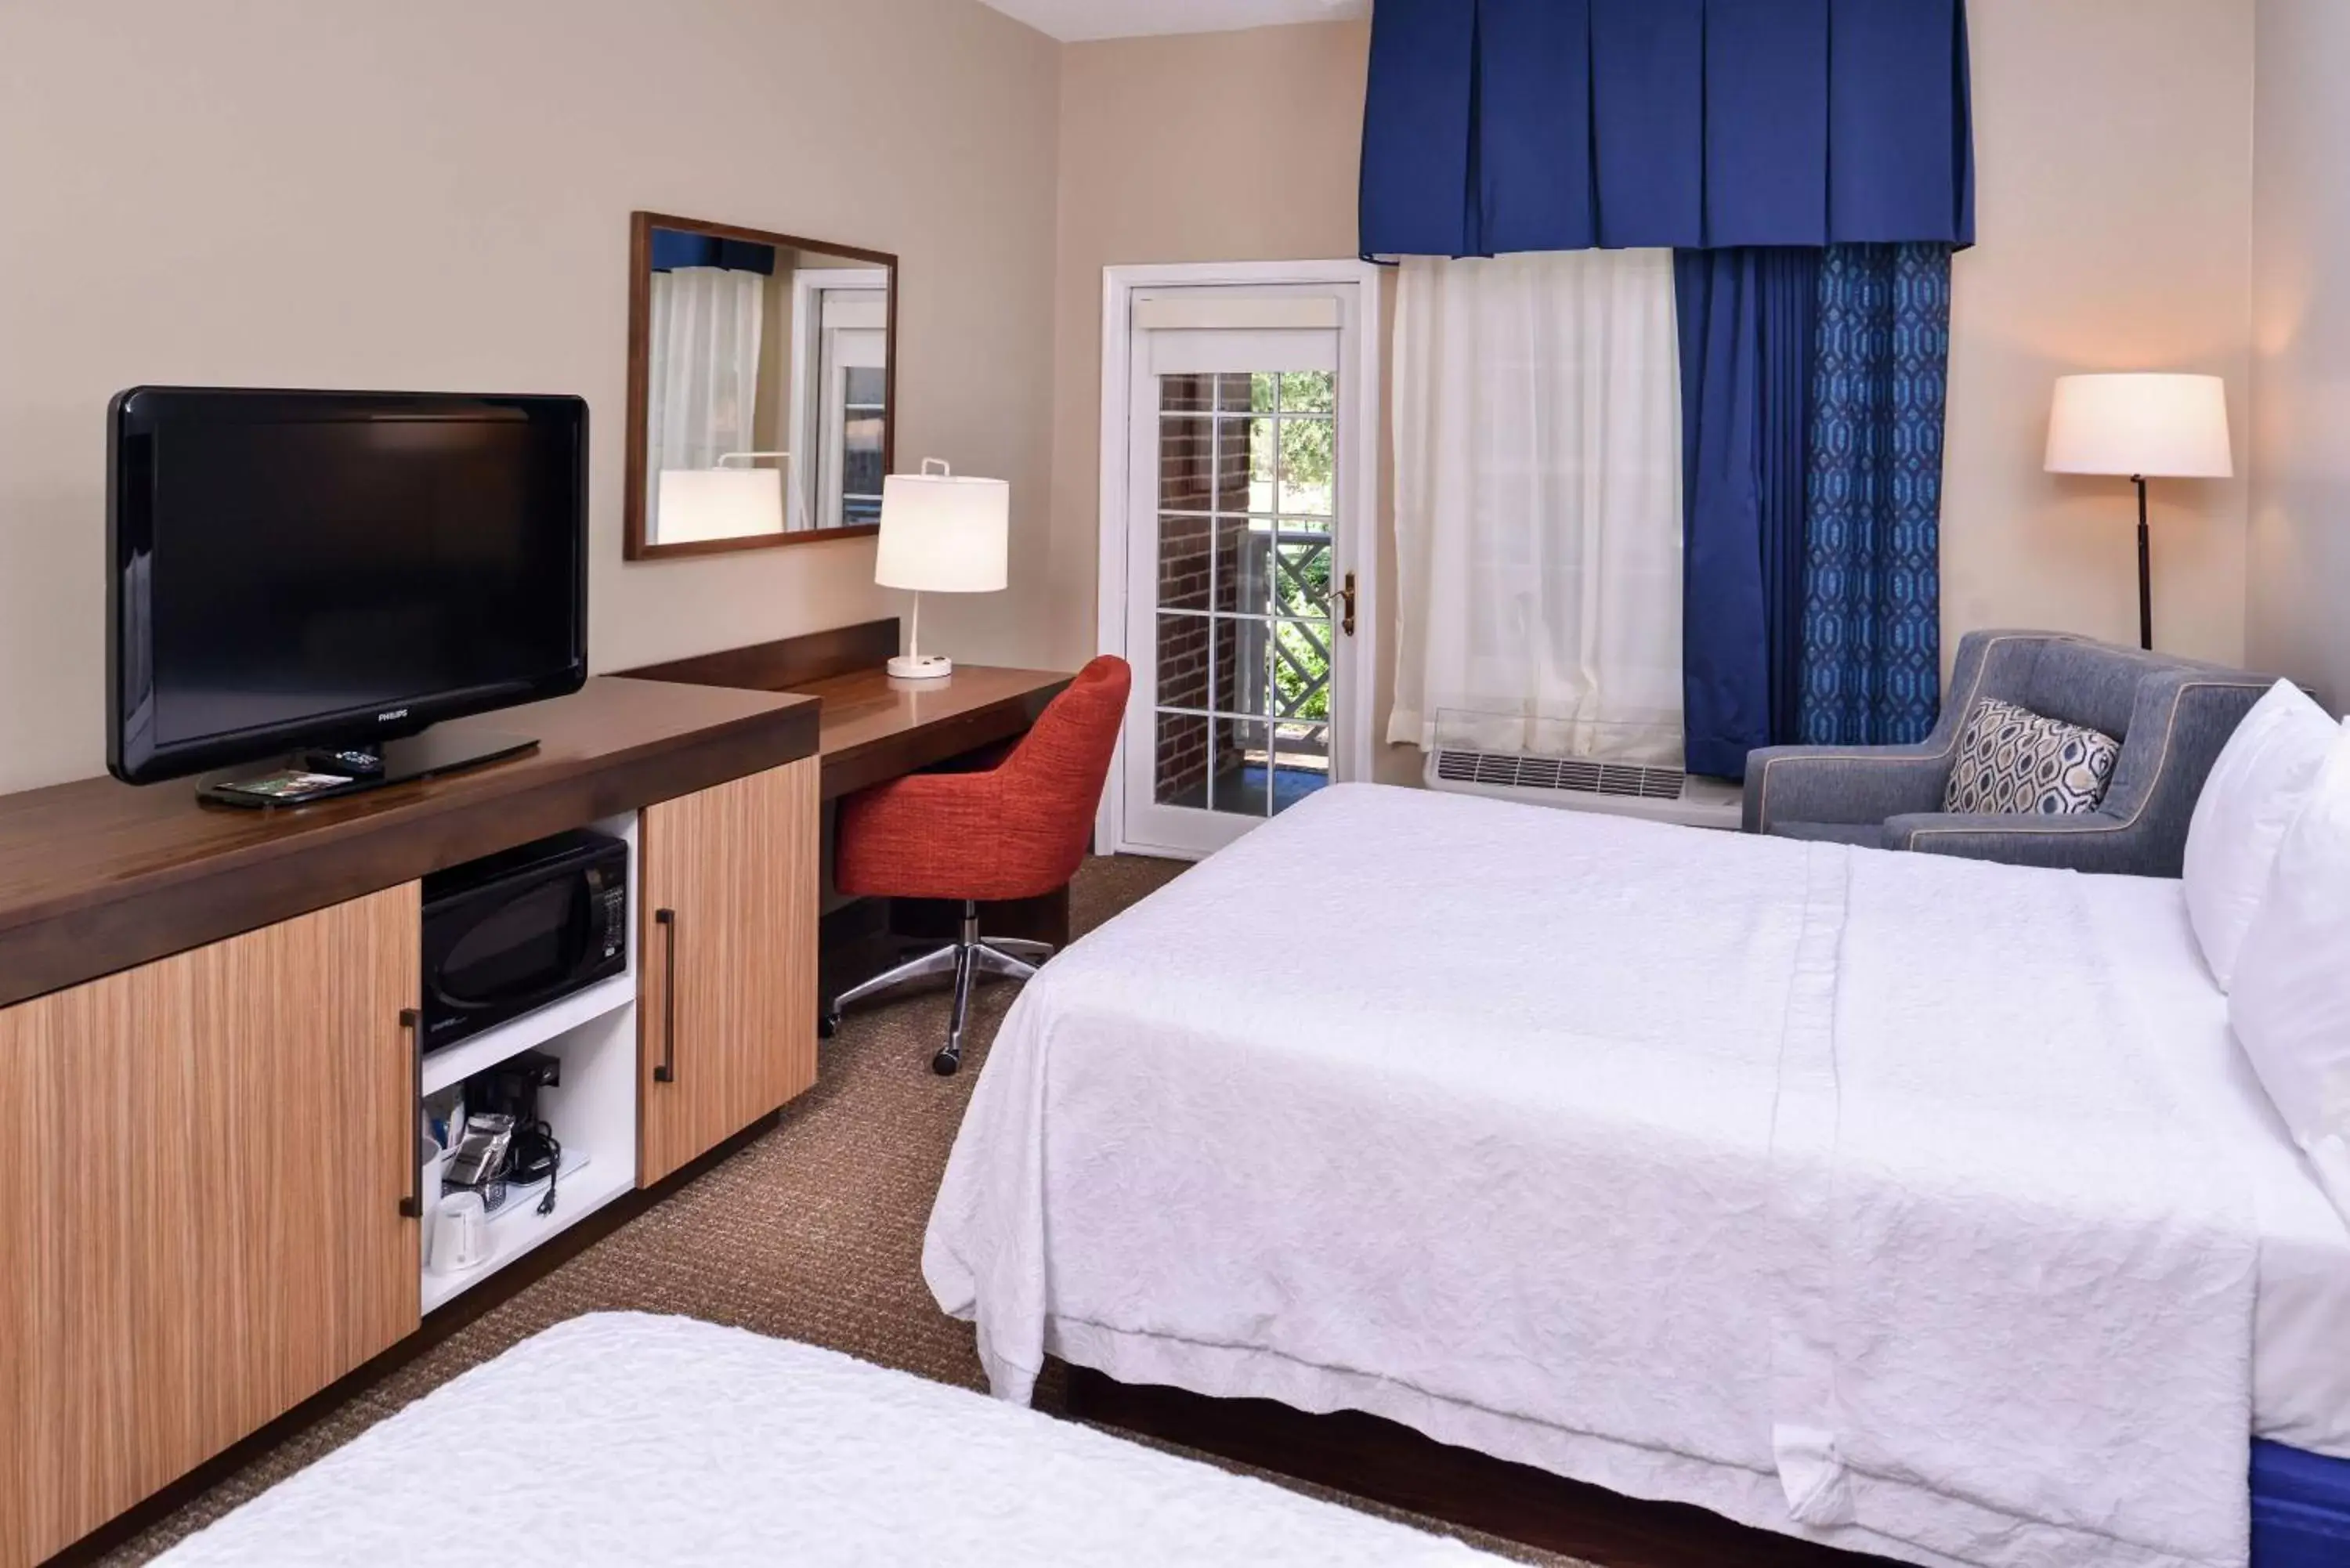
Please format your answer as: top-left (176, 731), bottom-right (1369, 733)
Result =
top-left (154, 1313), bottom-right (1502, 1566)
top-left (924, 784), bottom-right (2350, 1568)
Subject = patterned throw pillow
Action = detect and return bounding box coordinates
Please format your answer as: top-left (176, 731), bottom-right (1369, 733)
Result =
top-left (1942, 698), bottom-right (2122, 816)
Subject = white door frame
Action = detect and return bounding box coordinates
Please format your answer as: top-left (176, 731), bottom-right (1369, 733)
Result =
top-left (787, 267), bottom-right (891, 531)
top-left (1094, 258), bottom-right (1383, 858)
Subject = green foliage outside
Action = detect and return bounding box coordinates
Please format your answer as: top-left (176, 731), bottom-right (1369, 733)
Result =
top-left (1253, 371), bottom-right (1336, 730)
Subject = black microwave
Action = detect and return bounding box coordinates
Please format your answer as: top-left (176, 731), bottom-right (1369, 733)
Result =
top-left (420, 829), bottom-right (628, 1050)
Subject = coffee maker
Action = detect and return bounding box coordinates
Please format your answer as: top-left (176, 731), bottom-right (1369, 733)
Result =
top-left (446, 1051), bottom-right (563, 1216)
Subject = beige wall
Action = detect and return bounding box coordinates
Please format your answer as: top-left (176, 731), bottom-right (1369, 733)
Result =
top-left (0, 2), bottom-right (2272, 795)
top-left (1947, 0), bottom-right (2254, 668)
top-left (0, 0), bottom-right (1061, 793)
top-left (1046, 21), bottom-right (1372, 674)
top-left (2247, 0), bottom-right (2350, 706)
top-left (1046, 2), bottom-right (2261, 791)
top-left (1046, 22), bottom-right (1417, 778)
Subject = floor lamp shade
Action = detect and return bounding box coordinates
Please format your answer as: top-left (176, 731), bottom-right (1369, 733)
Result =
top-left (2044, 374), bottom-right (2233, 479)
top-left (875, 462), bottom-right (1010, 678)
top-left (2043, 374), bottom-right (2232, 652)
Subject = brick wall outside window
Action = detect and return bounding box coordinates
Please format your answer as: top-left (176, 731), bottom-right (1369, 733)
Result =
top-left (1152, 375), bottom-right (1255, 803)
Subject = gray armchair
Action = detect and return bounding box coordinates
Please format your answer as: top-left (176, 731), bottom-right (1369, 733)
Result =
top-left (1743, 630), bottom-right (2273, 876)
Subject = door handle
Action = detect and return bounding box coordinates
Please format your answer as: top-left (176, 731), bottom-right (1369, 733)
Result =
top-left (1336, 570), bottom-right (1358, 637)
top-left (653, 907), bottom-right (678, 1084)
top-left (399, 1007), bottom-right (424, 1219)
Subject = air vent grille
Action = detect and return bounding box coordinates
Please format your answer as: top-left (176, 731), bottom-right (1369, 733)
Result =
top-left (1434, 749), bottom-right (1686, 802)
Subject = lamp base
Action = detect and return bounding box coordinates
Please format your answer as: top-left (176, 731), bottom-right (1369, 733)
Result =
top-left (887, 653), bottom-right (954, 681)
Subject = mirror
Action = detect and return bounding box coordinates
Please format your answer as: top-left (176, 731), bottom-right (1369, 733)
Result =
top-left (624, 211), bottom-right (896, 558)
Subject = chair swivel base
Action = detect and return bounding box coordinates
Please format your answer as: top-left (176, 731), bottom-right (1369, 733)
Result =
top-left (825, 901), bottom-right (1054, 1075)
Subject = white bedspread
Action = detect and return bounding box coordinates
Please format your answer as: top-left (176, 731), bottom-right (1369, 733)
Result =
top-left (926, 784), bottom-right (2278, 1568)
top-left (156, 1313), bottom-right (1499, 1566)
top-left (2071, 869), bottom-right (2350, 1461)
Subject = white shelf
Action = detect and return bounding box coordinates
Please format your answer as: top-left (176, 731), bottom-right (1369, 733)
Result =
top-left (423, 1149), bottom-right (633, 1313)
top-left (416, 809), bottom-right (642, 1317)
top-left (421, 970), bottom-right (635, 1096)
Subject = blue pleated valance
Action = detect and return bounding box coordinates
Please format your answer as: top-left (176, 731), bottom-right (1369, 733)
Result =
top-left (1361, 0), bottom-right (1975, 257)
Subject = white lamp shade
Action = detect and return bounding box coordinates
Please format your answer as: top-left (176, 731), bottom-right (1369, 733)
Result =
top-left (875, 470), bottom-right (1009, 593)
top-left (656, 467), bottom-right (784, 543)
top-left (2045, 374), bottom-right (2233, 479)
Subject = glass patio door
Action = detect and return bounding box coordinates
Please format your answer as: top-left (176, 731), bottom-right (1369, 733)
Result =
top-left (1118, 310), bottom-right (1358, 858)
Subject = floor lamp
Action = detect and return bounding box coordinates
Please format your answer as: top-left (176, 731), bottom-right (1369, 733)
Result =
top-left (2044, 374), bottom-right (2233, 652)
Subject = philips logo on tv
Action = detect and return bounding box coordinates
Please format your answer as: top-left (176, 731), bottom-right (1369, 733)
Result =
top-left (378, 709), bottom-right (410, 724)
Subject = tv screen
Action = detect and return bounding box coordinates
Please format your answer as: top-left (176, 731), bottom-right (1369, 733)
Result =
top-left (109, 388), bottom-right (588, 785)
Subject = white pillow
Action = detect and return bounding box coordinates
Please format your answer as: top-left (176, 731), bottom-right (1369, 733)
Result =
top-left (2182, 679), bottom-right (2337, 990)
top-left (2230, 725), bottom-right (2350, 1229)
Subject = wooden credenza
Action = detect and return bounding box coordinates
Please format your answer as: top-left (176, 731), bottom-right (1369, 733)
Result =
top-left (0, 679), bottom-right (821, 1566)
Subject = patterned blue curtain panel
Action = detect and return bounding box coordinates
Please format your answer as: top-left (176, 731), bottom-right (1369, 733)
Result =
top-left (1799, 241), bottom-right (1954, 747)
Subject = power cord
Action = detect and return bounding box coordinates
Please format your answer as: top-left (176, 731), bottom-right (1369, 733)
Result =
top-left (533, 1120), bottom-right (562, 1216)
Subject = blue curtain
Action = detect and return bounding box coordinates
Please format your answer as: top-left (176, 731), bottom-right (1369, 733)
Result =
top-left (1799, 243), bottom-right (1953, 746)
top-left (1675, 248), bottom-right (1819, 777)
top-left (1361, 0), bottom-right (1965, 768)
top-left (1361, 0), bottom-right (1973, 258)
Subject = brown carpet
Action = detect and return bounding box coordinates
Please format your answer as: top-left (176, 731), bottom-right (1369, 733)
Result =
top-left (108, 855), bottom-right (1580, 1566)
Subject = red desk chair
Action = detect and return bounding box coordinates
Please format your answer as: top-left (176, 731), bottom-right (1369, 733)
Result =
top-left (830, 656), bottom-right (1130, 1074)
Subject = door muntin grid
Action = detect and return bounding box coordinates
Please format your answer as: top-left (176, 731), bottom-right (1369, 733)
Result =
top-left (1152, 370), bottom-right (1334, 818)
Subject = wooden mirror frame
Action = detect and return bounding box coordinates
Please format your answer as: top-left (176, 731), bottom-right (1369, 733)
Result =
top-left (624, 211), bottom-right (899, 560)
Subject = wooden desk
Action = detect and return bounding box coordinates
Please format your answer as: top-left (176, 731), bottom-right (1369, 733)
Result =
top-left (616, 618), bottom-right (1073, 799)
top-left (797, 663), bottom-right (1075, 799)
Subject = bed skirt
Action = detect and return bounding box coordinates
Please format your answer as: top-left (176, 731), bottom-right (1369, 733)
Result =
top-left (2255, 1442), bottom-right (2350, 1568)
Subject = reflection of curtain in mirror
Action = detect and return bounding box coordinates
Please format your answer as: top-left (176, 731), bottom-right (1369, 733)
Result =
top-left (646, 266), bottom-right (763, 529)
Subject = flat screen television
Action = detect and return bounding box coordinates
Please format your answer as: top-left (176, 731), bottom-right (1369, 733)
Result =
top-left (108, 388), bottom-right (588, 800)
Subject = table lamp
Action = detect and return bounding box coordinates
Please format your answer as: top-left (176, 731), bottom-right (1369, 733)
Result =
top-left (875, 458), bottom-right (1009, 680)
top-left (2044, 374), bottom-right (2232, 650)
top-left (655, 452), bottom-right (803, 544)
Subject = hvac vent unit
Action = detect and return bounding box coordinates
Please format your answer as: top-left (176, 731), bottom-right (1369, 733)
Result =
top-left (1423, 712), bottom-right (1741, 830)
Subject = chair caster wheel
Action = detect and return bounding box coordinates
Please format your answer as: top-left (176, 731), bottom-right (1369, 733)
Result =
top-left (931, 1047), bottom-right (961, 1076)
top-left (819, 1010), bottom-right (841, 1040)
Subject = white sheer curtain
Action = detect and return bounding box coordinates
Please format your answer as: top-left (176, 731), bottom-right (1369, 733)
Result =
top-left (1388, 250), bottom-right (1684, 764)
top-left (646, 265), bottom-right (764, 528)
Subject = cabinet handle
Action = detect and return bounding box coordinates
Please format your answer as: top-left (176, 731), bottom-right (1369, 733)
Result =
top-left (399, 1007), bottom-right (424, 1219)
top-left (654, 907), bottom-right (678, 1084)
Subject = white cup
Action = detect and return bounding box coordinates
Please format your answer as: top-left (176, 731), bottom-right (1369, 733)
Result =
top-left (427, 1190), bottom-right (490, 1275)
top-left (417, 1133), bottom-right (444, 1255)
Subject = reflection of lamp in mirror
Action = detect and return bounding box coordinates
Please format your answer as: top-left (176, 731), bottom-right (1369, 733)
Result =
top-left (875, 459), bottom-right (1008, 681)
top-left (654, 452), bottom-right (804, 544)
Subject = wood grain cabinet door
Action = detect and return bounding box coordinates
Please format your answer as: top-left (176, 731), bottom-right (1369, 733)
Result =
top-left (638, 756), bottom-right (819, 1185)
top-left (0, 884), bottom-right (421, 1566)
